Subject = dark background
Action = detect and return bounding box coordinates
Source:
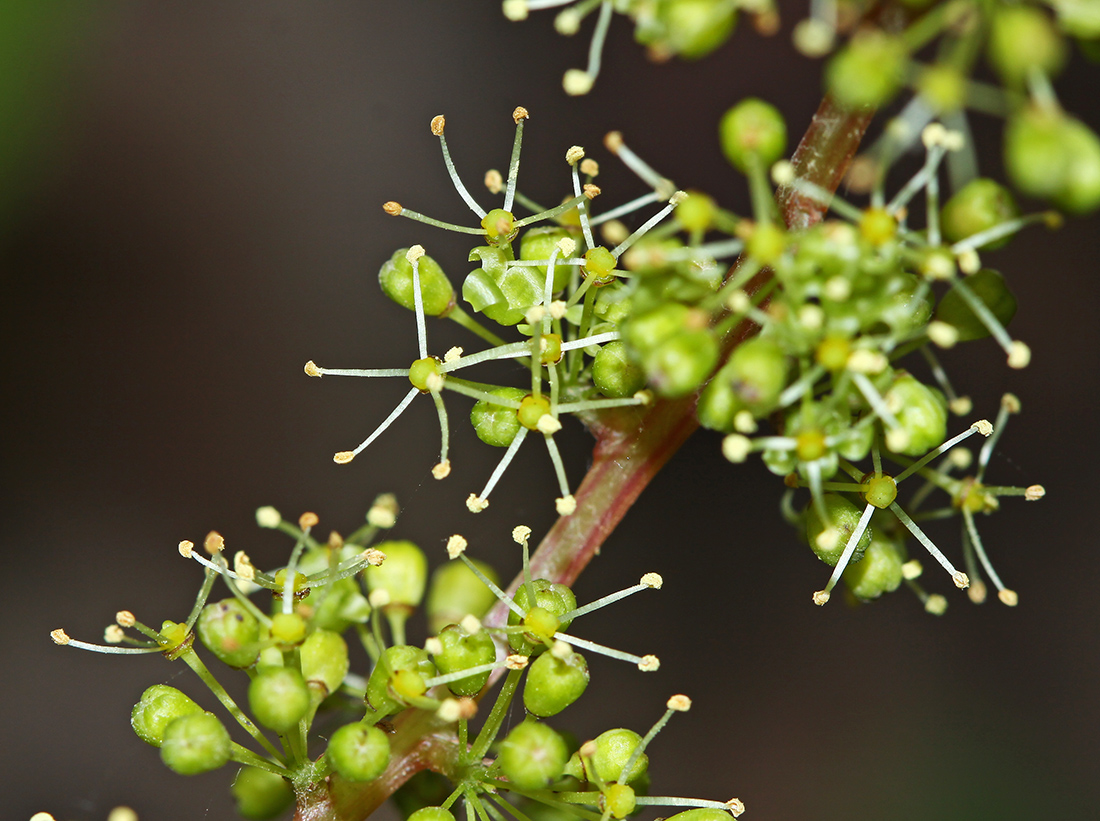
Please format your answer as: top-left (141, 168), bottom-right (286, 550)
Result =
top-left (3, 4), bottom-right (1098, 820)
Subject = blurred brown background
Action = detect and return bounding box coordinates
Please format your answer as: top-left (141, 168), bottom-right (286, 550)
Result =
top-left (3, 3), bottom-right (1098, 820)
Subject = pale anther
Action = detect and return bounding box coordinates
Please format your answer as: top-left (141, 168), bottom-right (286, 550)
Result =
top-left (727, 798), bottom-right (746, 817)
top-left (104, 625), bottom-right (125, 644)
top-left (641, 572), bottom-right (663, 589)
top-left (466, 494), bottom-right (489, 513)
top-left (460, 614), bottom-right (482, 634)
top-left (952, 571), bottom-right (971, 589)
top-left (432, 460), bottom-right (452, 480)
top-left (204, 531), bottom-right (225, 554)
top-left (178, 540), bottom-right (195, 558)
top-left (512, 525), bottom-right (532, 545)
top-left (902, 559), bottom-right (923, 580)
top-left (444, 346), bottom-right (463, 363)
top-left (551, 640), bottom-right (572, 659)
top-left (484, 169), bottom-right (503, 194)
top-left (722, 434), bottom-right (752, 463)
top-left (555, 495), bottom-right (577, 516)
top-left (334, 451), bottom-right (355, 464)
top-left (430, 115), bottom-right (445, 136)
top-left (583, 183), bottom-right (601, 199)
top-left (51, 629), bottom-right (71, 645)
top-left (1002, 393), bottom-right (1022, 413)
top-left (1025, 485), bottom-right (1045, 501)
top-left (537, 414), bottom-right (562, 435)
top-left (234, 551), bottom-right (256, 581)
top-left (565, 145), bottom-right (585, 165)
top-left (362, 548), bottom-right (385, 566)
top-left (304, 360), bottom-right (322, 377)
top-left (299, 511), bottom-right (319, 529)
top-left (255, 506), bottom-right (281, 528)
top-left (424, 636), bottom-right (443, 656)
top-left (580, 158), bottom-right (599, 176)
top-left (971, 419), bottom-right (993, 437)
top-left (638, 655), bottom-right (660, 672)
top-left (813, 590), bottom-right (830, 606)
top-left (505, 654), bottom-right (529, 670)
top-left (446, 534), bottom-right (468, 559)
top-left (369, 589), bottom-right (391, 608)
top-left (1008, 341), bottom-right (1031, 369)
top-left (667, 694), bottom-right (691, 711)
top-left (405, 245), bottom-right (425, 264)
top-left (998, 589), bottom-right (1019, 606)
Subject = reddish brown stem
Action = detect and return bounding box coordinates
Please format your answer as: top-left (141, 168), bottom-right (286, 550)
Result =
top-left (293, 93), bottom-right (872, 821)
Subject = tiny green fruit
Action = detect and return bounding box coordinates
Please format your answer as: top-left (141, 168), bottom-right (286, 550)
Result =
top-left (231, 766), bottom-right (294, 820)
top-left (379, 248), bottom-right (454, 317)
top-left (326, 722), bottom-right (391, 782)
top-left (524, 648), bottom-right (590, 717)
top-left (160, 712), bottom-right (231, 776)
top-left (131, 684), bottom-right (205, 747)
top-left (719, 98), bottom-right (787, 173)
top-left (498, 719), bottom-right (570, 790)
top-left (248, 666), bottom-right (311, 733)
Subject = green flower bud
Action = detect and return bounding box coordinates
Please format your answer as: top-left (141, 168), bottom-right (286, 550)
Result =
top-left (196, 598), bottom-right (261, 669)
top-left (804, 494), bottom-right (873, 567)
top-left (131, 684), bottom-right (205, 747)
top-left (719, 98), bottom-right (787, 173)
top-left (826, 31), bottom-right (908, 109)
top-left (471, 387), bottom-right (527, 447)
top-left (509, 579), bottom-right (577, 655)
top-left (745, 221), bottom-right (786, 265)
top-left (1005, 109), bottom-right (1100, 213)
top-left (696, 364), bottom-right (746, 433)
top-left (434, 623), bottom-right (497, 697)
top-left (623, 303), bottom-right (694, 356)
top-left (326, 722), bottom-right (391, 782)
top-left (427, 558), bottom-right (500, 633)
top-left (248, 666), bottom-right (311, 733)
top-left (520, 226), bottom-right (576, 291)
top-left (269, 611), bottom-right (307, 646)
top-left (160, 712), bottom-right (231, 776)
top-left (650, 0), bottom-right (738, 59)
top-left (365, 540), bottom-right (428, 611)
top-left (884, 373), bottom-right (947, 456)
top-left (934, 268), bottom-right (1017, 342)
top-left (366, 645), bottom-right (436, 717)
top-left (300, 629), bottom-right (350, 696)
top-left (676, 190), bottom-right (718, 232)
top-left (879, 273), bottom-right (932, 337)
top-left (498, 719), bottom-right (569, 790)
top-left (592, 341), bottom-right (646, 399)
top-left (379, 248), bottom-right (454, 317)
top-left (303, 576), bottom-right (372, 633)
top-left (464, 245), bottom-right (542, 325)
top-left (916, 63), bottom-right (966, 114)
top-left (524, 648), bottom-right (590, 717)
top-left (987, 6), bottom-right (1066, 86)
top-left (564, 728), bottom-right (649, 786)
top-left (728, 337), bottom-right (789, 414)
top-left (231, 766), bottom-right (294, 820)
top-left (843, 534), bottom-right (906, 601)
top-left (644, 328), bottom-right (719, 398)
top-left (941, 179), bottom-right (1020, 249)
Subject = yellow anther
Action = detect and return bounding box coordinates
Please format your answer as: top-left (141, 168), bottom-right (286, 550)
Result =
top-left (204, 531), bottom-right (225, 555)
top-left (641, 572), bottom-right (663, 589)
top-left (383, 201), bottom-right (402, 215)
top-left (178, 539), bottom-right (195, 558)
top-left (430, 115), bottom-right (445, 136)
top-left (432, 460), bottom-right (451, 480)
top-left (334, 451), bottom-right (355, 464)
top-left (512, 106), bottom-right (529, 123)
top-left (667, 694), bottom-right (692, 711)
top-left (304, 360), bottom-right (322, 377)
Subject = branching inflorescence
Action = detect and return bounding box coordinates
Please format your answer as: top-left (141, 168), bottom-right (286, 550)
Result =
top-left (45, 0), bottom-right (1100, 818)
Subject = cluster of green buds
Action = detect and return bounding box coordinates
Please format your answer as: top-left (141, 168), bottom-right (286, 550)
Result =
top-left (502, 0), bottom-right (777, 93)
top-left (307, 108), bottom-right (709, 516)
top-left (306, 99), bottom-right (1053, 611)
top-left (49, 497), bottom-right (745, 819)
top-left (506, 0), bottom-right (1100, 212)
